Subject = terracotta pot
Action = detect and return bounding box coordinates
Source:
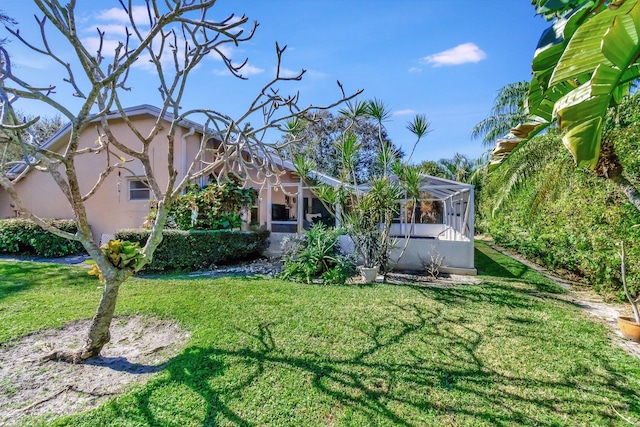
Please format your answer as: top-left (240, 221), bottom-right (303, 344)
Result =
top-left (617, 316), bottom-right (640, 343)
top-left (360, 267), bottom-right (378, 284)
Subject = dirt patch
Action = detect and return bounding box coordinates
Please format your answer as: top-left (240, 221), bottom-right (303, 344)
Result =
top-left (0, 315), bottom-right (190, 426)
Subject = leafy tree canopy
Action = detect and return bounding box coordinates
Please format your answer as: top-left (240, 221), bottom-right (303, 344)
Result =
top-left (2, 113), bottom-right (63, 166)
top-left (283, 110), bottom-right (404, 183)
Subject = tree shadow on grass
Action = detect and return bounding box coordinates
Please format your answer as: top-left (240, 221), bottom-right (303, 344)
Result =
top-left (85, 356), bottom-right (167, 374)
top-left (130, 346), bottom-right (255, 427)
top-left (474, 242), bottom-right (563, 294)
top-left (474, 245), bottom-right (518, 279)
top-left (116, 303), bottom-right (639, 427)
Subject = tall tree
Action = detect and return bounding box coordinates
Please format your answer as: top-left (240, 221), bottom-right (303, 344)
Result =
top-left (283, 109), bottom-right (404, 183)
top-left (415, 159), bottom-right (446, 178)
top-left (0, 1), bottom-right (358, 362)
top-left (437, 153), bottom-right (485, 185)
top-left (471, 81), bottom-right (530, 147)
top-left (3, 113), bottom-right (63, 165)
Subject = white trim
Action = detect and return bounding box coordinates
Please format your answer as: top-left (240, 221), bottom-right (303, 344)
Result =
top-left (128, 177), bottom-right (151, 201)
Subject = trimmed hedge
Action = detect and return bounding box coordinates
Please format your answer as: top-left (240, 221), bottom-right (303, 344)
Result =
top-left (115, 228), bottom-right (270, 272)
top-left (0, 218), bottom-right (85, 257)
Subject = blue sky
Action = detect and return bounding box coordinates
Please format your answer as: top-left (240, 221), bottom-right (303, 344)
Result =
top-left (3, 1), bottom-right (550, 163)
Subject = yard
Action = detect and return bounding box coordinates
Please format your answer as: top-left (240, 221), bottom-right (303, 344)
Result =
top-left (1, 241), bottom-right (639, 426)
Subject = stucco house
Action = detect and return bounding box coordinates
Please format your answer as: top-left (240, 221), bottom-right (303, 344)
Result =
top-left (0, 105), bottom-right (337, 242)
top-left (0, 105), bottom-right (475, 274)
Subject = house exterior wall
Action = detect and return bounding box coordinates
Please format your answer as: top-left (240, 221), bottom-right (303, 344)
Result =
top-left (0, 113), bottom-right (303, 242)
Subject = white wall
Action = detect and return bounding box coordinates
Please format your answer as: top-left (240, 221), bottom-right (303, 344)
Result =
top-left (389, 237), bottom-right (474, 271)
top-left (389, 223), bottom-right (446, 237)
top-left (269, 232), bottom-right (475, 275)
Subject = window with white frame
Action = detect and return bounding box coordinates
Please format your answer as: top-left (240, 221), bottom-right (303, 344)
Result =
top-left (128, 178), bottom-right (151, 201)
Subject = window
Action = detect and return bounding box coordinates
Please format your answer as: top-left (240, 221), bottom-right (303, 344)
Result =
top-left (396, 200), bottom-right (443, 224)
top-left (250, 205), bottom-right (259, 226)
top-left (129, 178), bottom-right (150, 201)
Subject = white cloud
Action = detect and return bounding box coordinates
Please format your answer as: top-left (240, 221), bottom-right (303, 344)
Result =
top-left (80, 37), bottom-right (124, 56)
top-left (130, 52), bottom-right (156, 71)
top-left (209, 45), bottom-right (235, 62)
top-left (393, 109), bottom-right (417, 117)
top-left (421, 42), bottom-right (486, 67)
top-left (95, 5), bottom-right (150, 25)
top-left (213, 63), bottom-right (264, 77)
top-left (408, 67), bottom-right (422, 73)
top-left (84, 24), bottom-right (133, 39)
top-left (278, 67), bottom-right (303, 78)
top-left (10, 52), bottom-right (53, 70)
top-left (236, 63), bottom-right (264, 76)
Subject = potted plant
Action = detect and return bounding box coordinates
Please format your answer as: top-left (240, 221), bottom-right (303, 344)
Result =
top-left (617, 240), bottom-right (640, 342)
top-left (348, 225), bottom-right (381, 283)
top-left (342, 179), bottom-right (401, 283)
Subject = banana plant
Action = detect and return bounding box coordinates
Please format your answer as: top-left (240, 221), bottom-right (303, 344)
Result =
top-left (491, 0), bottom-right (640, 169)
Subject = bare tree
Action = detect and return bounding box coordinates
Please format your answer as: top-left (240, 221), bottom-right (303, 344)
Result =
top-left (0, 10), bottom-right (16, 47)
top-left (0, 0), bottom-right (359, 363)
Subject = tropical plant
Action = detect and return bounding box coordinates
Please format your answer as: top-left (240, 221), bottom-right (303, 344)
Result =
top-left (280, 223), bottom-right (354, 285)
top-left (471, 80), bottom-right (530, 147)
top-left (490, 0), bottom-right (640, 212)
top-left (481, 130), bottom-right (568, 216)
top-left (294, 99), bottom-right (429, 274)
top-left (281, 110), bottom-right (404, 183)
top-left (88, 240), bottom-right (145, 282)
top-left (0, 1), bottom-right (358, 363)
top-left (415, 160), bottom-right (446, 177)
top-left (437, 152), bottom-right (487, 186)
top-left (146, 176), bottom-right (255, 230)
top-left (480, 119), bottom-right (640, 298)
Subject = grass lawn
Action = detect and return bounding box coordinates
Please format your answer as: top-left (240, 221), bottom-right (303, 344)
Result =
top-left (1, 241), bottom-right (639, 426)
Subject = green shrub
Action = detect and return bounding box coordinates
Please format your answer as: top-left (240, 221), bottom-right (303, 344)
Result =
top-left (115, 228), bottom-right (269, 272)
top-left (280, 223), bottom-right (355, 285)
top-left (0, 218), bottom-right (85, 257)
top-left (146, 176), bottom-right (255, 230)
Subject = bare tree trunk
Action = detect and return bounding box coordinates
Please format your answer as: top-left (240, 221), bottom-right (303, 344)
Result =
top-left (613, 174), bottom-right (640, 213)
top-left (79, 277), bottom-right (124, 360)
top-left (44, 270), bottom-right (128, 364)
top-left (596, 141), bottom-right (640, 212)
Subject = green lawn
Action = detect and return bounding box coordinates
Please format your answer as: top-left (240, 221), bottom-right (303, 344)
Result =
top-left (1, 241), bottom-right (639, 426)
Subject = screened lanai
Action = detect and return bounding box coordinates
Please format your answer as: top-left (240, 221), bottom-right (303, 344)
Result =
top-left (261, 167), bottom-right (476, 275)
top-left (388, 175), bottom-right (476, 275)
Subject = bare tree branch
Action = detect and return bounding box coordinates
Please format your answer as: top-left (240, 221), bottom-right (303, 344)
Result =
top-left (0, 0), bottom-right (361, 362)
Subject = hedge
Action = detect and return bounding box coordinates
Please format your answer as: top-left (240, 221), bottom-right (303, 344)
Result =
top-left (0, 218), bottom-right (85, 257)
top-left (115, 228), bottom-right (270, 272)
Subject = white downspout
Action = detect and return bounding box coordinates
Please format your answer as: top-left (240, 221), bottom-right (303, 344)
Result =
top-left (297, 178), bottom-right (304, 233)
top-left (181, 127), bottom-right (196, 181)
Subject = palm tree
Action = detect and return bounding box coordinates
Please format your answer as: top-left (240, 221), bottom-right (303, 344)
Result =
top-left (437, 153), bottom-right (486, 186)
top-left (471, 81), bottom-right (530, 147)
